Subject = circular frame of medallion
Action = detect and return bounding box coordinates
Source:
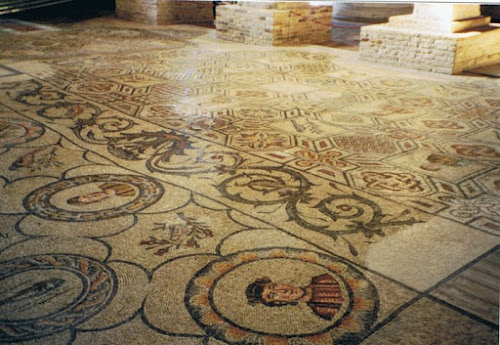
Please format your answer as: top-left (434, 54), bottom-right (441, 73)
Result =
top-left (24, 174), bottom-right (164, 222)
top-left (186, 248), bottom-right (379, 345)
top-left (0, 118), bottom-right (45, 148)
top-left (0, 254), bottom-right (116, 342)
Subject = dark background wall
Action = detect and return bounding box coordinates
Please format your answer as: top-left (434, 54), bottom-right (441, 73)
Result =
top-left (482, 5), bottom-right (500, 22)
top-left (1, 0), bottom-right (115, 21)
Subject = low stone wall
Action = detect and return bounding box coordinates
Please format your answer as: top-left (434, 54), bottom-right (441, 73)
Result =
top-left (216, 3), bottom-right (332, 46)
top-left (116, 0), bottom-right (214, 25)
top-left (359, 24), bottom-right (500, 74)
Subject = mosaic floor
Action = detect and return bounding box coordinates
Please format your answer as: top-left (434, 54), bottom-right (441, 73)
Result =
top-left (0, 17), bottom-right (499, 345)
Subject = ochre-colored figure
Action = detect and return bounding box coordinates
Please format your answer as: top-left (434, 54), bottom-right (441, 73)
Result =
top-left (451, 144), bottom-right (500, 158)
top-left (67, 183), bottom-right (135, 205)
top-left (420, 153), bottom-right (469, 171)
top-left (246, 274), bottom-right (344, 320)
top-left (371, 104), bottom-right (414, 116)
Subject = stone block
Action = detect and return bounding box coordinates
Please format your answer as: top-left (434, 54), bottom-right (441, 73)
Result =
top-left (388, 13), bottom-right (491, 33)
top-left (216, 2), bottom-right (332, 46)
top-left (360, 23), bottom-right (500, 74)
top-left (413, 4), bottom-right (481, 21)
top-left (389, 4), bottom-right (491, 33)
top-left (333, 3), bottom-right (413, 23)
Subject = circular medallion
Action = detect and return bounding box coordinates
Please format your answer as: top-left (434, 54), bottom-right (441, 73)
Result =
top-left (0, 118), bottom-right (44, 148)
top-left (0, 254), bottom-right (115, 342)
top-left (24, 174), bottom-right (164, 221)
top-left (186, 248), bottom-right (378, 345)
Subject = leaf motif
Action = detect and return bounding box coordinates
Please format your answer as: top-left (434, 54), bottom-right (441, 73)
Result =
top-left (155, 247), bottom-right (171, 256)
top-left (345, 238), bottom-right (358, 256)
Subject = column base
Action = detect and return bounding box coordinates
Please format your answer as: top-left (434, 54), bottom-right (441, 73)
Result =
top-left (216, 3), bottom-right (332, 46)
top-left (359, 23), bottom-right (500, 74)
top-left (331, 19), bottom-right (363, 43)
top-left (388, 14), bottom-right (491, 33)
top-left (330, 3), bottom-right (413, 45)
top-left (333, 3), bottom-right (413, 24)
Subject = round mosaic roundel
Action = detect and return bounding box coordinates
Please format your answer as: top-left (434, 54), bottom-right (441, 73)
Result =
top-left (24, 174), bottom-right (164, 222)
top-left (0, 254), bottom-right (115, 342)
top-left (186, 248), bottom-right (378, 345)
top-left (0, 118), bottom-right (44, 148)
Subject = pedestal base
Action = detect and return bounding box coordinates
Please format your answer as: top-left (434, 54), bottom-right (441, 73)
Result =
top-left (388, 14), bottom-right (491, 33)
top-left (330, 3), bottom-right (413, 46)
top-left (359, 24), bottom-right (500, 74)
top-left (216, 3), bottom-right (332, 46)
top-left (333, 3), bottom-right (413, 24)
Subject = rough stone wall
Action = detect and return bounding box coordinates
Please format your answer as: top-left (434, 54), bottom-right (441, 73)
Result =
top-left (216, 3), bottom-right (332, 46)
